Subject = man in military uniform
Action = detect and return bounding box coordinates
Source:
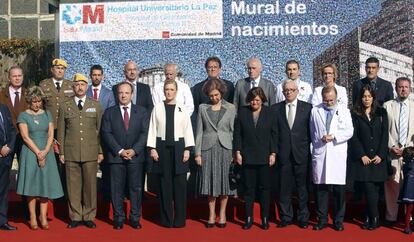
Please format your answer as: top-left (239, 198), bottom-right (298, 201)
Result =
top-left (57, 73), bottom-right (103, 229)
top-left (39, 58), bottom-right (73, 129)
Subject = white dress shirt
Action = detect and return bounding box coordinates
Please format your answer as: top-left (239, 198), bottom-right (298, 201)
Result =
top-left (8, 86), bottom-right (22, 106)
top-left (91, 84), bottom-right (102, 99)
top-left (74, 96), bottom-right (87, 108)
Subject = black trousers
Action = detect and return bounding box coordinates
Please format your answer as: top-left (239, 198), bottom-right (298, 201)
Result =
top-left (314, 184), bottom-right (346, 225)
top-left (110, 161), bottom-right (144, 223)
top-left (0, 162), bottom-right (10, 225)
top-left (279, 159), bottom-right (309, 222)
top-left (361, 181), bottom-right (382, 219)
top-left (158, 146), bottom-right (187, 227)
top-left (243, 164), bottom-right (270, 219)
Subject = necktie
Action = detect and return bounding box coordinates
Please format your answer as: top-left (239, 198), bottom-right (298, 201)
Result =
top-left (123, 106), bottom-right (129, 131)
top-left (370, 81), bottom-right (376, 92)
top-left (14, 91), bottom-right (19, 108)
top-left (399, 102), bottom-right (408, 146)
top-left (251, 80), bottom-right (256, 89)
top-left (131, 82), bottom-right (137, 104)
top-left (93, 88), bottom-right (98, 100)
top-left (326, 110), bottom-right (334, 134)
top-left (287, 103), bottom-right (294, 129)
top-left (56, 82), bottom-right (61, 92)
top-left (77, 100), bottom-right (83, 110)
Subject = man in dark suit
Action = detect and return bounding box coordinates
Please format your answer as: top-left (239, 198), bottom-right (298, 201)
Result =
top-left (191, 56), bottom-right (234, 114)
top-left (0, 66), bottom-right (28, 161)
top-left (87, 64), bottom-right (115, 111)
top-left (233, 57), bottom-right (276, 110)
top-left (352, 57), bottom-right (394, 106)
top-left (113, 61), bottom-right (153, 112)
top-left (87, 64), bottom-right (115, 202)
top-left (272, 80), bottom-right (312, 229)
top-left (0, 103), bottom-right (17, 230)
top-left (101, 82), bottom-right (149, 230)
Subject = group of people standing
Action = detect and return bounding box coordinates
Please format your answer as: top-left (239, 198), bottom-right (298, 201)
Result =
top-left (0, 55), bottom-right (413, 235)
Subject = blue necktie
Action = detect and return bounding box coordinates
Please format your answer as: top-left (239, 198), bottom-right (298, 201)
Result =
top-left (399, 102), bottom-right (408, 146)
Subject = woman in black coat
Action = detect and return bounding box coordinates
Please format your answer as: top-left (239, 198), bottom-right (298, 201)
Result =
top-left (233, 87), bottom-right (276, 230)
top-left (351, 85), bottom-right (389, 230)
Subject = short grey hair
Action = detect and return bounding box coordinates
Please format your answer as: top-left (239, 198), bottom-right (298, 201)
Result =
top-left (246, 57), bottom-right (262, 68)
top-left (282, 79), bottom-right (298, 90)
top-left (164, 63), bottom-right (179, 73)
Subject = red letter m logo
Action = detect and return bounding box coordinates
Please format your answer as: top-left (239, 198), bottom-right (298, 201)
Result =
top-left (83, 5), bottom-right (104, 24)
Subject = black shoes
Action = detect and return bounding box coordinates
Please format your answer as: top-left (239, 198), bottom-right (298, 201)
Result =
top-left (368, 217), bottom-right (379, 230)
top-left (361, 217), bottom-right (370, 230)
top-left (113, 221), bottom-right (123, 230)
top-left (242, 217), bottom-right (253, 230)
top-left (217, 223), bottom-right (226, 228)
top-left (334, 223), bottom-right (344, 231)
top-left (67, 221), bottom-right (81, 229)
top-left (84, 220), bottom-right (97, 229)
top-left (205, 222), bottom-right (215, 228)
top-left (277, 220), bottom-right (293, 228)
top-left (261, 217), bottom-right (269, 230)
top-left (0, 223), bottom-right (17, 231)
top-left (298, 221), bottom-right (308, 229)
top-left (312, 222), bottom-right (327, 231)
top-left (130, 220), bottom-right (142, 229)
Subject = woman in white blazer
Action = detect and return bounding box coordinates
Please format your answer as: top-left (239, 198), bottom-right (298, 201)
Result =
top-left (147, 79), bottom-right (194, 228)
top-left (311, 63), bottom-right (348, 108)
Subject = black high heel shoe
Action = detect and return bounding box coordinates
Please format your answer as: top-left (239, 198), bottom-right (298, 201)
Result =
top-left (242, 217), bottom-right (253, 230)
top-left (261, 217), bottom-right (269, 230)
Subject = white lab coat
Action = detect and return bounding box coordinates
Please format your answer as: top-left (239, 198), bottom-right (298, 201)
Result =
top-left (311, 84), bottom-right (349, 108)
top-left (310, 104), bottom-right (354, 185)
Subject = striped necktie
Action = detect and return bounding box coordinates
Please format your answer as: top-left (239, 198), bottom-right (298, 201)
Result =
top-left (399, 102), bottom-right (408, 147)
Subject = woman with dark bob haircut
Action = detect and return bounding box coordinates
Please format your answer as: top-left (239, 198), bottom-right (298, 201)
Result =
top-left (233, 87), bottom-right (276, 230)
top-left (350, 85), bottom-right (389, 230)
top-left (196, 78), bottom-right (236, 228)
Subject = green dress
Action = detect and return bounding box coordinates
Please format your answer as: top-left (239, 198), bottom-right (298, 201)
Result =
top-left (16, 111), bottom-right (63, 199)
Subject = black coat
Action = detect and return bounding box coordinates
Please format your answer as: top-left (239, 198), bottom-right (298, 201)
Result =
top-left (112, 82), bottom-right (154, 112)
top-left (101, 104), bottom-right (149, 164)
top-left (352, 77), bottom-right (394, 106)
top-left (233, 106), bottom-right (276, 165)
top-left (350, 108), bottom-right (389, 182)
top-left (271, 100), bottom-right (312, 166)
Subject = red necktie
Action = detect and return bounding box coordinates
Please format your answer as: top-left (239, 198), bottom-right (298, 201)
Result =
top-left (93, 88), bottom-right (98, 100)
top-left (123, 106), bottom-right (129, 131)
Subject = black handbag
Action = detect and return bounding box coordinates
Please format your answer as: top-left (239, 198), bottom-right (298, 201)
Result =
top-left (229, 162), bottom-right (241, 190)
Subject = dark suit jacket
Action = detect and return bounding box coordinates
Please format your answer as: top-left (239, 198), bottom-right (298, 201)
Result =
top-left (101, 104), bottom-right (149, 164)
top-left (233, 105), bottom-right (276, 165)
top-left (87, 85), bottom-right (115, 111)
top-left (0, 104), bottom-right (16, 167)
top-left (0, 85), bottom-right (28, 131)
top-left (350, 108), bottom-right (389, 182)
top-left (352, 77), bottom-right (393, 106)
top-left (112, 82), bottom-right (154, 112)
top-left (191, 78), bottom-right (234, 114)
top-left (272, 100), bottom-right (312, 166)
top-left (233, 77), bottom-right (276, 110)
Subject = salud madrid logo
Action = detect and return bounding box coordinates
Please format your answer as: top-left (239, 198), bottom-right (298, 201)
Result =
top-left (62, 5), bottom-right (82, 25)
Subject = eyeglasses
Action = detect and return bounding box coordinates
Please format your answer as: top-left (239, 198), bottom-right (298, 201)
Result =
top-left (207, 66), bottom-right (219, 70)
top-left (283, 89), bottom-right (297, 93)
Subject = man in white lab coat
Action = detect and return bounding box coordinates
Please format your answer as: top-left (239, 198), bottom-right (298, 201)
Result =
top-left (310, 86), bottom-right (353, 231)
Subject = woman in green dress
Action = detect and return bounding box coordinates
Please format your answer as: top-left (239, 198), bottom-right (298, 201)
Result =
top-left (16, 86), bottom-right (63, 230)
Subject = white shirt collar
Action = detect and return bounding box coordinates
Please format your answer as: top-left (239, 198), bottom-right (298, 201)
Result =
top-left (91, 83), bottom-right (102, 91)
top-left (286, 98), bottom-right (298, 106)
top-left (74, 96), bottom-right (86, 103)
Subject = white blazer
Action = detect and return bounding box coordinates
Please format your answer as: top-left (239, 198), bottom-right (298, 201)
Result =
top-left (311, 84), bottom-right (348, 108)
top-left (384, 98), bottom-right (414, 182)
top-left (310, 104), bottom-right (354, 185)
top-left (147, 101), bottom-right (195, 148)
top-left (151, 79), bottom-right (194, 116)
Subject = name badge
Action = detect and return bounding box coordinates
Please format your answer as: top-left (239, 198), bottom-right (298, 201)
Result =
top-left (86, 108), bottom-right (96, 112)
